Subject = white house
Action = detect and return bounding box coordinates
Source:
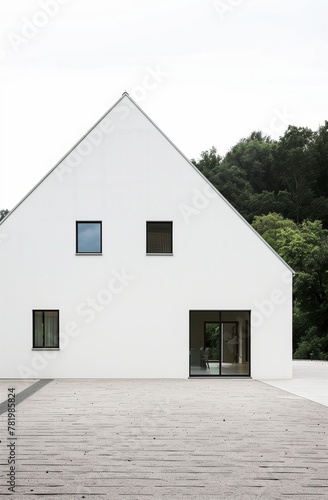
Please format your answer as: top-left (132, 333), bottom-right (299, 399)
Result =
top-left (0, 93), bottom-right (293, 380)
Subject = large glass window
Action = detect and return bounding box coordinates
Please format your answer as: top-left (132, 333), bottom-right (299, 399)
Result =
top-left (33, 310), bottom-right (59, 348)
top-left (76, 221), bottom-right (102, 254)
top-left (146, 221), bottom-right (173, 254)
top-left (189, 311), bottom-right (250, 377)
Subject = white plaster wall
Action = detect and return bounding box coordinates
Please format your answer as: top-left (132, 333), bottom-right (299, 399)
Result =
top-left (0, 95), bottom-right (293, 379)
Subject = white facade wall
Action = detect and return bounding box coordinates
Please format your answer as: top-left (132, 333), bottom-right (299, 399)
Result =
top-left (0, 95), bottom-right (293, 379)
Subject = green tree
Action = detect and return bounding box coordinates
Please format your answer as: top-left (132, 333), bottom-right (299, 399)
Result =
top-left (191, 146), bottom-right (221, 186)
top-left (311, 122), bottom-right (328, 227)
top-left (222, 132), bottom-right (276, 193)
top-left (313, 121), bottom-right (328, 199)
top-left (0, 209), bottom-right (9, 222)
top-left (248, 190), bottom-right (295, 221)
top-left (194, 121), bottom-right (328, 228)
top-left (252, 212), bottom-right (297, 250)
top-left (273, 126), bottom-right (317, 223)
top-left (253, 214), bottom-right (328, 359)
top-left (192, 148), bottom-right (253, 219)
top-left (212, 164), bottom-right (253, 218)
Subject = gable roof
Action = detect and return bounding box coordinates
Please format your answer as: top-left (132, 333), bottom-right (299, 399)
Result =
top-left (0, 92), bottom-right (294, 275)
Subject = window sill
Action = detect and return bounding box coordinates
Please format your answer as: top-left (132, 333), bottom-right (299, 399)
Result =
top-left (32, 348), bottom-right (60, 351)
top-left (146, 253), bottom-right (174, 256)
top-left (75, 253), bottom-right (103, 256)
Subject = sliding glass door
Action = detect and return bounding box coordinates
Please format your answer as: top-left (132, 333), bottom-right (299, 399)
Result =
top-left (189, 311), bottom-right (250, 377)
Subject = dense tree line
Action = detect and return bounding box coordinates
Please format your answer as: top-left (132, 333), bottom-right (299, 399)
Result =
top-left (192, 123), bottom-right (328, 228)
top-left (192, 123), bottom-right (328, 359)
top-left (252, 214), bottom-right (328, 360)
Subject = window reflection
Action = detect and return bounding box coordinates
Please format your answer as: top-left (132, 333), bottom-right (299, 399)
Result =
top-left (76, 222), bottom-right (102, 253)
top-left (190, 311), bottom-right (250, 376)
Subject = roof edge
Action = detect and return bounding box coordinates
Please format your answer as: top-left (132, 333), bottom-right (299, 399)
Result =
top-left (0, 92), bottom-right (295, 275)
top-left (0, 93), bottom-right (128, 226)
top-left (123, 94), bottom-right (295, 276)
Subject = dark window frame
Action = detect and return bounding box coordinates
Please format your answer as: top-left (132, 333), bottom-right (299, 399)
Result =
top-left (33, 310), bottom-right (60, 349)
top-left (146, 221), bottom-right (173, 255)
top-left (76, 221), bottom-right (102, 254)
top-left (189, 310), bottom-right (251, 378)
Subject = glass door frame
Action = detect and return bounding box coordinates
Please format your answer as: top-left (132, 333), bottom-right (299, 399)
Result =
top-left (189, 310), bottom-right (251, 378)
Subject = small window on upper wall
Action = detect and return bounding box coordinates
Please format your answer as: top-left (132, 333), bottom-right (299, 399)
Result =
top-left (76, 221), bottom-right (102, 254)
top-left (146, 221), bottom-right (173, 254)
top-left (33, 310), bottom-right (59, 349)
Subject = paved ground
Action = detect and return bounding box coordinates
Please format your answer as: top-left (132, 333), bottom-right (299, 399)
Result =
top-left (0, 367), bottom-right (327, 499)
top-left (261, 360), bottom-right (328, 407)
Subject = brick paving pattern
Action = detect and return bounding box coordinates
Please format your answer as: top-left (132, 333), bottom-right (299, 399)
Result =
top-left (0, 378), bottom-right (327, 499)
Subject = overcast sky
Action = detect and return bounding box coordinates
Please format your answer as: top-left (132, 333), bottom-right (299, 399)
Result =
top-left (0, 0), bottom-right (327, 210)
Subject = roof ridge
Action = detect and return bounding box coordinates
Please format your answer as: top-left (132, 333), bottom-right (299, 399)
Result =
top-left (0, 92), bottom-right (294, 275)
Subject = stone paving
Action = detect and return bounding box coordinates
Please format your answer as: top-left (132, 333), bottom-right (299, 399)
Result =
top-left (261, 360), bottom-right (328, 407)
top-left (0, 376), bottom-right (327, 499)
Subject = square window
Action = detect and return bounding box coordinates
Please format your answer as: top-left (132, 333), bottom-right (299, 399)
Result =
top-left (147, 221), bottom-right (173, 254)
top-left (33, 310), bottom-right (59, 348)
top-left (76, 221), bottom-right (102, 254)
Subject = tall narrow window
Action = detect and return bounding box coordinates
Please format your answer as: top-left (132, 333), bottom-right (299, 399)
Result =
top-left (33, 310), bottom-right (59, 348)
top-left (147, 221), bottom-right (173, 254)
top-left (76, 221), bottom-right (102, 254)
